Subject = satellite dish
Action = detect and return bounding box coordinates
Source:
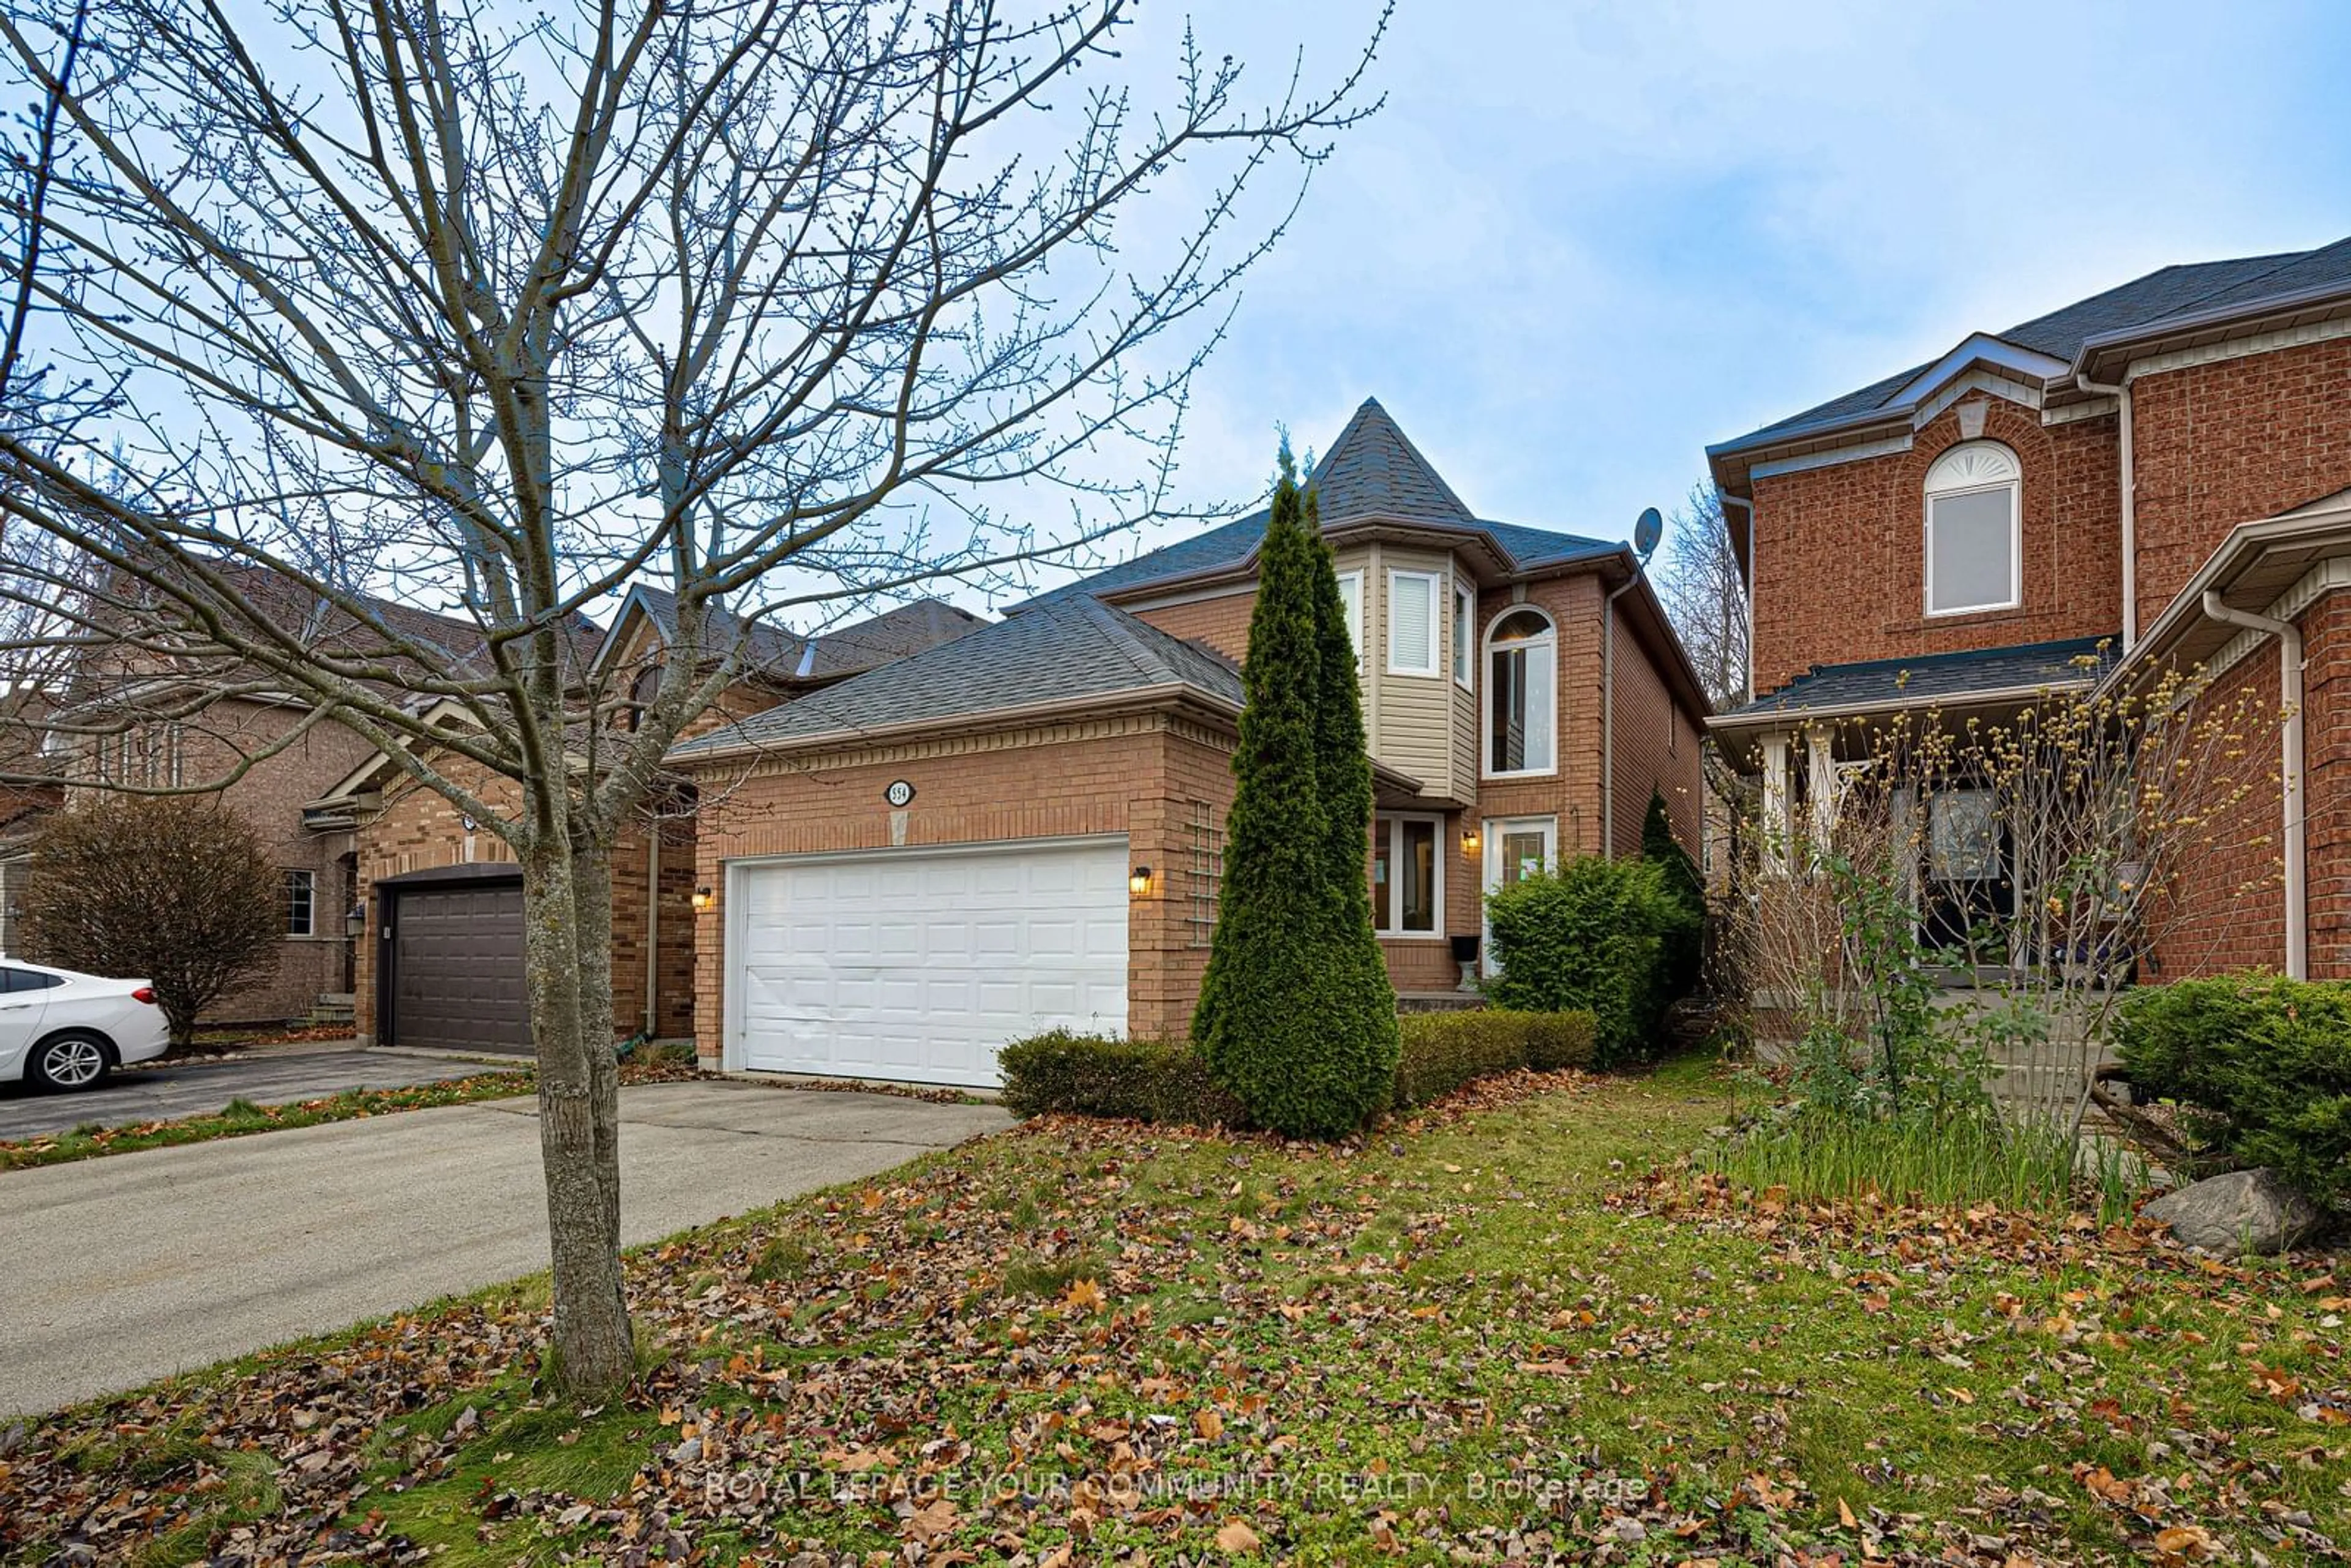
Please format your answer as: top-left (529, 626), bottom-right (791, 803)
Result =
top-left (1632, 505), bottom-right (1664, 561)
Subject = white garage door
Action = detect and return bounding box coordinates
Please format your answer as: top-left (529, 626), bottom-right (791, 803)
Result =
top-left (730, 836), bottom-right (1129, 1087)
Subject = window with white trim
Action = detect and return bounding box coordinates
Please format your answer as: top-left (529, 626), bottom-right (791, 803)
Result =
top-left (1336, 571), bottom-right (1363, 661)
top-left (1387, 569), bottom-right (1440, 677)
top-left (283, 869), bottom-right (315, 936)
top-left (1923, 441), bottom-right (2021, 617)
top-left (1373, 814), bottom-right (1442, 936)
top-left (1452, 579), bottom-right (1474, 688)
top-left (1483, 607), bottom-right (1556, 776)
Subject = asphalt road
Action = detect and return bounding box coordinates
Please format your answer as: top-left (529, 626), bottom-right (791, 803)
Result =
top-left (0, 1048), bottom-right (525, 1140)
top-left (0, 1079), bottom-right (1010, 1416)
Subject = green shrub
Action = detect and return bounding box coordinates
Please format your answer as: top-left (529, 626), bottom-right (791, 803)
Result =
top-left (1484, 856), bottom-right (1692, 1067)
top-left (998, 1030), bottom-right (1250, 1127)
top-left (1641, 787), bottom-right (1706, 997)
top-left (2116, 975), bottom-right (2351, 1210)
top-left (1391, 1010), bottom-right (1595, 1109)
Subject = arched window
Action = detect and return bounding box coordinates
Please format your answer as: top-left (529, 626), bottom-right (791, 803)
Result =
top-left (1483, 607), bottom-right (1555, 776)
top-left (1923, 441), bottom-right (2021, 617)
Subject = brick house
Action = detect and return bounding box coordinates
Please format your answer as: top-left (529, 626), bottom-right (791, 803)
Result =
top-left (37, 577), bottom-right (514, 1025)
top-left (672, 399), bottom-right (1710, 1086)
top-left (1708, 234), bottom-right (2351, 981)
top-left (340, 595), bottom-right (981, 1052)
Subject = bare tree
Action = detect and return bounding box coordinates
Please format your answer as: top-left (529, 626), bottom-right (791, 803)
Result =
top-left (0, 0), bottom-right (1385, 1394)
top-left (1657, 481), bottom-right (1747, 711)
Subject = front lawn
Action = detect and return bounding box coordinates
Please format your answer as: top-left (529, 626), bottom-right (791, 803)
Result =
top-left (5, 1057), bottom-right (2344, 1565)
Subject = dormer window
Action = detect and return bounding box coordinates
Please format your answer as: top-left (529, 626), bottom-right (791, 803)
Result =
top-left (1923, 441), bottom-right (2021, 617)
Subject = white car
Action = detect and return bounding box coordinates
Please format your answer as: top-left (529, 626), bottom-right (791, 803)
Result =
top-left (0, 960), bottom-right (170, 1092)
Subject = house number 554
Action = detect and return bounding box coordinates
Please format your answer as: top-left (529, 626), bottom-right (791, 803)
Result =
top-left (883, 779), bottom-right (915, 807)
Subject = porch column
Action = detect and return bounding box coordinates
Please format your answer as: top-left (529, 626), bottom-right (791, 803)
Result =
top-left (1808, 727), bottom-right (1837, 850)
top-left (1760, 730), bottom-right (1791, 874)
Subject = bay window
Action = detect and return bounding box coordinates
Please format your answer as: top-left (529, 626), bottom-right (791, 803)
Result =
top-left (1387, 569), bottom-right (1439, 677)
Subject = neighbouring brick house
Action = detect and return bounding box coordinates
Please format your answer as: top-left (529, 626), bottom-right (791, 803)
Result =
top-left (672, 399), bottom-right (1710, 1086)
top-left (339, 593), bottom-right (981, 1052)
top-left (38, 576), bottom-right (520, 1026)
top-left (1708, 234), bottom-right (2351, 981)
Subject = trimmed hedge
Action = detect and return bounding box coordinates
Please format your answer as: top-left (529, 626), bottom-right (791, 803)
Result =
top-left (2116, 975), bottom-right (2351, 1210)
top-left (997, 1030), bottom-right (1250, 1127)
top-left (1392, 1010), bottom-right (1597, 1108)
top-left (999, 1011), bottom-right (1600, 1128)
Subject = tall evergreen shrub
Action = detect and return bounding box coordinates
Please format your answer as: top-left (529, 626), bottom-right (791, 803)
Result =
top-left (1194, 452), bottom-right (1397, 1136)
top-left (1641, 787), bottom-right (1705, 998)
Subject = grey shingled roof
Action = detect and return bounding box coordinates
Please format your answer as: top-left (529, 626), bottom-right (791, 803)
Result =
top-left (1717, 237), bottom-right (2351, 454)
top-left (669, 593), bottom-right (1239, 756)
top-left (1019, 399), bottom-right (1616, 610)
top-left (1722, 636), bottom-right (2117, 721)
top-left (623, 587), bottom-right (981, 678)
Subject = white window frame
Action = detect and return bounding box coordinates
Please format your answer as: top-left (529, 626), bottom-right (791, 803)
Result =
top-left (1922, 441), bottom-right (2022, 618)
top-left (1385, 568), bottom-right (1441, 678)
top-left (1452, 579), bottom-right (1475, 689)
top-left (1482, 606), bottom-right (1558, 779)
top-left (1373, 812), bottom-right (1445, 939)
top-left (283, 868), bottom-right (316, 937)
top-left (1336, 570), bottom-right (1363, 664)
top-left (1479, 815), bottom-right (1558, 973)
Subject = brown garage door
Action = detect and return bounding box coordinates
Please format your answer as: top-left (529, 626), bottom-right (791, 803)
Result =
top-left (387, 881), bottom-right (531, 1053)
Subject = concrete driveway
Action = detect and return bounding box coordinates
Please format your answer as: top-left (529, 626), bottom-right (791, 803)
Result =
top-left (0, 1079), bottom-right (1010, 1416)
top-left (0, 1048), bottom-right (524, 1140)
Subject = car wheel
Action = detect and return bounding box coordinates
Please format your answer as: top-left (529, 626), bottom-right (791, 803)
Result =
top-left (28, 1030), bottom-right (113, 1092)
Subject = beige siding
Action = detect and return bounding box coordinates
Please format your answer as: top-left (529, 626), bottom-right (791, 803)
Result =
top-left (1364, 546), bottom-right (1459, 799)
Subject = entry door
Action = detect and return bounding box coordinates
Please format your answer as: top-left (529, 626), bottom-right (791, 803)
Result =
top-left (1480, 816), bottom-right (1557, 973)
top-left (730, 837), bottom-right (1130, 1087)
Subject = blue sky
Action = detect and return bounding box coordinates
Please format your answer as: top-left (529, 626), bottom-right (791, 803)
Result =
top-left (1011, 0), bottom-right (2351, 593)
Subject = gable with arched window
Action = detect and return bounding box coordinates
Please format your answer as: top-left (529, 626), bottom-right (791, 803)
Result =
top-left (1483, 606), bottom-right (1555, 776)
top-left (1922, 441), bottom-right (2021, 617)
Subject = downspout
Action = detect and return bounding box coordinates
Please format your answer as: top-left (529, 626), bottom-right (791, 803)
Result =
top-left (2200, 591), bottom-right (2307, 980)
top-left (1600, 559), bottom-right (1643, 858)
top-left (1720, 493), bottom-right (1756, 703)
top-left (642, 822), bottom-right (661, 1036)
top-left (2075, 370), bottom-right (2137, 650)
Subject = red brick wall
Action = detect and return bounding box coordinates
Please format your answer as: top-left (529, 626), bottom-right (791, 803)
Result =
top-left (1132, 590), bottom-right (1254, 662)
top-left (1608, 612), bottom-right (1706, 863)
top-left (2301, 588), bottom-right (2351, 979)
top-left (2150, 646), bottom-right (2288, 978)
top-left (1749, 400), bottom-right (2123, 694)
top-left (2129, 337), bottom-right (2351, 637)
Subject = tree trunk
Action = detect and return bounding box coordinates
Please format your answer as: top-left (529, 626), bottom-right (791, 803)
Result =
top-left (571, 841), bottom-right (623, 1264)
top-left (518, 841), bottom-right (633, 1397)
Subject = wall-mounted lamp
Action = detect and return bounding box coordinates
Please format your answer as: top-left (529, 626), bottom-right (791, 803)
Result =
top-left (1129, 865), bottom-right (1153, 898)
top-left (345, 902), bottom-right (367, 939)
top-left (691, 885), bottom-right (714, 912)
top-left (1460, 827), bottom-right (1481, 855)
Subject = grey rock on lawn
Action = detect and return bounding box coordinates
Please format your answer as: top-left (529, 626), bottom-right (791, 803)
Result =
top-left (2143, 1168), bottom-right (2325, 1259)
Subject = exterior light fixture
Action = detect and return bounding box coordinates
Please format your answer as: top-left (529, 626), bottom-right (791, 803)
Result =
top-left (1129, 865), bottom-right (1152, 897)
top-left (1460, 827), bottom-right (1481, 855)
top-left (691, 886), bottom-right (714, 912)
top-left (345, 902), bottom-right (366, 939)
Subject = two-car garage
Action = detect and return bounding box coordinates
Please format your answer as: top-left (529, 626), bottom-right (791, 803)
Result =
top-left (724, 836), bottom-right (1131, 1088)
